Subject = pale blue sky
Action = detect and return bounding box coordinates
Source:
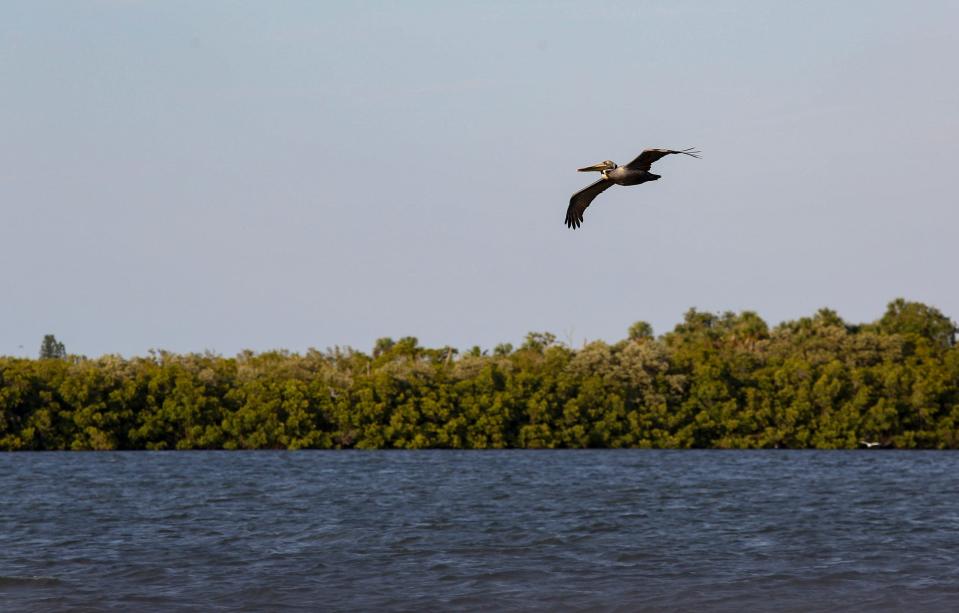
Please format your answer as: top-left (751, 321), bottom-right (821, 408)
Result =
top-left (2, 1), bottom-right (957, 357)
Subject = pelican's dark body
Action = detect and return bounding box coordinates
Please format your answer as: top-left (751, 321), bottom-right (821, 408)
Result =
top-left (564, 147), bottom-right (699, 229)
top-left (604, 166), bottom-right (660, 186)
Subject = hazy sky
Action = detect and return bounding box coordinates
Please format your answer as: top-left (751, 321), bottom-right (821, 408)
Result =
top-left (2, 1), bottom-right (957, 357)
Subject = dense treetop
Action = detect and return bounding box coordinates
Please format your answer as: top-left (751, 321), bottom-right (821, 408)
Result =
top-left (2, 300), bottom-right (957, 450)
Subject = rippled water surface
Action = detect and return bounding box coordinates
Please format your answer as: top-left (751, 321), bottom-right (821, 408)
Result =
top-left (2, 451), bottom-right (959, 611)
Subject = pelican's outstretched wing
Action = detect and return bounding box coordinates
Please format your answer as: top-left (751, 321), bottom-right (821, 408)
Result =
top-left (625, 147), bottom-right (701, 171)
top-left (566, 178), bottom-right (613, 229)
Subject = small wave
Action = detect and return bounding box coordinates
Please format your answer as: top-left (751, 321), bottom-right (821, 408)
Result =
top-left (0, 575), bottom-right (64, 588)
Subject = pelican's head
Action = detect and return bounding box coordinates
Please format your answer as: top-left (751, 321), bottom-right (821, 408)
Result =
top-left (577, 160), bottom-right (617, 173)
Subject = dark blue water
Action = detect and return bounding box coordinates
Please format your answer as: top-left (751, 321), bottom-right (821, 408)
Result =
top-left (2, 451), bottom-right (958, 611)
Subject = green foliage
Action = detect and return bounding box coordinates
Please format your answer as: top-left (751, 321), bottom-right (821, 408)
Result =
top-left (3, 300), bottom-right (959, 450)
top-left (628, 321), bottom-right (654, 341)
top-left (39, 334), bottom-right (66, 360)
top-left (877, 298), bottom-right (956, 348)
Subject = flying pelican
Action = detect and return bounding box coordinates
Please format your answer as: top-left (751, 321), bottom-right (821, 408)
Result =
top-left (859, 440), bottom-right (880, 448)
top-left (565, 148), bottom-right (701, 229)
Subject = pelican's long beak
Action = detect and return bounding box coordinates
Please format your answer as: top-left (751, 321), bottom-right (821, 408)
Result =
top-left (577, 162), bottom-right (609, 172)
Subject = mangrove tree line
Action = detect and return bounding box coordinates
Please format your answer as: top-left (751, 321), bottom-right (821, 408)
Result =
top-left (2, 299), bottom-right (957, 450)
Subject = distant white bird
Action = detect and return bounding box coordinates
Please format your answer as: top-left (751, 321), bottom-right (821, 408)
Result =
top-left (860, 440), bottom-right (880, 448)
